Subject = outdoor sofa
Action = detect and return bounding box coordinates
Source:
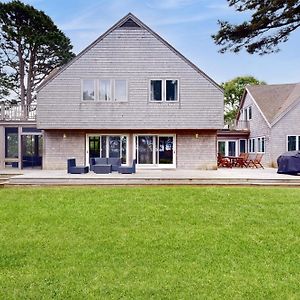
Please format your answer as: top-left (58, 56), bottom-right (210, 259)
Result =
top-left (90, 157), bottom-right (121, 174)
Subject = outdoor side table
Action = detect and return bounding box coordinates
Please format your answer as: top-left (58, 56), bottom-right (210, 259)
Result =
top-left (93, 164), bottom-right (112, 174)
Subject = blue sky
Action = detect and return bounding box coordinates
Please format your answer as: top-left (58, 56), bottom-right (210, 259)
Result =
top-left (19, 0), bottom-right (300, 84)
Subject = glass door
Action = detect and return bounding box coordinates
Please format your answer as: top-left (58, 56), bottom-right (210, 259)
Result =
top-left (158, 136), bottom-right (174, 165)
top-left (137, 136), bottom-right (154, 165)
top-left (135, 135), bottom-right (176, 168)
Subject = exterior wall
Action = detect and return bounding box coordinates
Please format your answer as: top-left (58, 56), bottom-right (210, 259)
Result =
top-left (271, 102), bottom-right (300, 167)
top-left (43, 130), bottom-right (217, 170)
top-left (177, 131), bottom-right (217, 169)
top-left (238, 93), bottom-right (271, 166)
top-left (43, 130), bottom-right (85, 169)
top-left (37, 27), bottom-right (223, 130)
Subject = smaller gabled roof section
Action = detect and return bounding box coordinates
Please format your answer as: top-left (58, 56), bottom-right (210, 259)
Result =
top-left (239, 83), bottom-right (300, 126)
top-left (37, 13), bottom-right (223, 93)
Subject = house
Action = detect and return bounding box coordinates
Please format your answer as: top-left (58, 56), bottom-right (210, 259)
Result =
top-left (35, 13), bottom-right (223, 170)
top-left (217, 83), bottom-right (300, 167)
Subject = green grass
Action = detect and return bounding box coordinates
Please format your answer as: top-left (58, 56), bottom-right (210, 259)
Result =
top-left (0, 187), bottom-right (299, 299)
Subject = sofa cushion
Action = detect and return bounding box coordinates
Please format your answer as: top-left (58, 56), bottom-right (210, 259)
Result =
top-left (94, 157), bottom-right (107, 165)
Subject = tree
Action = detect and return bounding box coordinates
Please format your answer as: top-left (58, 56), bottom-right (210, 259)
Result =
top-left (222, 76), bottom-right (265, 123)
top-left (212, 0), bottom-right (300, 55)
top-left (0, 0), bottom-right (75, 106)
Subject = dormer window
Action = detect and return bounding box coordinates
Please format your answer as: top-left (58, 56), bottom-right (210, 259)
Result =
top-left (150, 79), bottom-right (179, 102)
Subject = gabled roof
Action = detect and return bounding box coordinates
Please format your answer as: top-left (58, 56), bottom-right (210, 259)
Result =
top-left (37, 13), bottom-right (222, 92)
top-left (239, 82), bottom-right (300, 126)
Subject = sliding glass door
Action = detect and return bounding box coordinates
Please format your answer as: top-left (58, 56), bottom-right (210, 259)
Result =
top-left (87, 135), bottom-right (128, 164)
top-left (135, 135), bottom-right (175, 168)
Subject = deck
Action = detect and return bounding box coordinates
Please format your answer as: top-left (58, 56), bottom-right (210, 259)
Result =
top-left (1, 168), bottom-right (299, 186)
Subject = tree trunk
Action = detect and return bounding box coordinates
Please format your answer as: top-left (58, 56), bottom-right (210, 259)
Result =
top-left (18, 43), bottom-right (26, 107)
top-left (26, 48), bottom-right (35, 107)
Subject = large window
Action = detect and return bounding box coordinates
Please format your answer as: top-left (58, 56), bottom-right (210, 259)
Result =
top-left (257, 137), bottom-right (265, 153)
top-left (150, 79), bottom-right (178, 102)
top-left (83, 79), bottom-right (128, 102)
top-left (287, 135), bottom-right (300, 151)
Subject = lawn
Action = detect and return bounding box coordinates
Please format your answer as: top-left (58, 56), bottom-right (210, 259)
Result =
top-left (0, 187), bottom-right (299, 299)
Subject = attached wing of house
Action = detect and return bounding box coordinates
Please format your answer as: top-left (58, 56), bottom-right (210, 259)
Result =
top-left (218, 82), bottom-right (300, 167)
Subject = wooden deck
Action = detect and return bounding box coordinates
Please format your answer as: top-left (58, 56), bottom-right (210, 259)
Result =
top-left (1, 168), bottom-right (300, 186)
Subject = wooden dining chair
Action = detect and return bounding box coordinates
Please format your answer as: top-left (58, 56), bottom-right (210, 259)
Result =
top-left (247, 153), bottom-right (264, 168)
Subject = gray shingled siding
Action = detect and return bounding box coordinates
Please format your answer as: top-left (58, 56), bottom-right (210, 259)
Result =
top-left (239, 93), bottom-right (272, 166)
top-left (37, 28), bottom-right (223, 130)
top-left (42, 130), bottom-right (217, 170)
top-left (271, 102), bottom-right (300, 167)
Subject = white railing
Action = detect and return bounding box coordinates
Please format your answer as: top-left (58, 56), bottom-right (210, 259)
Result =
top-left (0, 103), bottom-right (37, 121)
top-left (226, 120), bottom-right (250, 131)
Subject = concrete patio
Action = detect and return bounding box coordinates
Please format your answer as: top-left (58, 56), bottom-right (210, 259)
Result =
top-left (1, 167), bottom-right (300, 186)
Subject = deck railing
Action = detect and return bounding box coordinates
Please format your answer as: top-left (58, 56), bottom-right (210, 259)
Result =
top-left (0, 103), bottom-right (37, 121)
top-left (226, 120), bottom-right (250, 131)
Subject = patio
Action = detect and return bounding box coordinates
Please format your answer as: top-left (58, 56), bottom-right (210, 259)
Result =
top-left (1, 167), bottom-right (299, 186)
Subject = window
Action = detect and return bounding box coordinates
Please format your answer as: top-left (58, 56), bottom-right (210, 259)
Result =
top-left (287, 135), bottom-right (300, 151)
top-left (241, 106), bottom-right (252, 121)
top-left (83, 79), bottom-right (128, 102)
top-left (257, 137), bottom-right (265, 153)
top-left (99, 80), bottom-right (111, 101)
top-left (150, 79), bottom-right (179, 102)
top-left (239, 139), bottom-right (247, 154)
top-left (82, 80), bottom-right (95, 100)
top-left (114, 80), bottom-right (127, 101)
top-left (166, 80), bottom-right (178, 101)
top-left (150, 80), bottom-right (162, 101)
top-left (248, 106), bottom-right (252, 120)
top-left (5, 127), bottom-right (18, 158)
top-left (248, 138), bottom-right (255, 153)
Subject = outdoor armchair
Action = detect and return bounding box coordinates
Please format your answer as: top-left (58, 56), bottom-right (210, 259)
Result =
top-left (67, 158), bottom-right (89, 174)
top-left (118, 159), bottom-right (136, 174)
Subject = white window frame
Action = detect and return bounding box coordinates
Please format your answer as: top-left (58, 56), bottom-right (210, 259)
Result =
top-left (217, 140), bottom-right (238, 157)
top-left (81, 79), bottom-right (96, 101)
top-left (248, 138), bottom-right (256, 153)
top-left (133, 134), bottom-right (176, 169)
top-left (239, 139), bottom-right (247, 154)
top-left (85, 134), bottom-right (129, 166)
top-left (149, 79), bottom-right (179, 103)
top-left (257, 136), bottom-right (265, 153)
top-left (286, 135), bottom-right (300, 151)
top-left (113, 79), bottom-right (128, 102)
top-left (82, 79), bottom-right (128, 102)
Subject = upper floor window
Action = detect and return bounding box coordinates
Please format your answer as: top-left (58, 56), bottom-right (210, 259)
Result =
top-left (99, 80), bottom-right (111, 101)
top-left (241, 106), bottom-right (252, 121)
top-left (82, 80), bottom-right (95, 100)
top-left (115, 80), bottom-right (127, 101)
top-left (82, 79), bottom-right (128, 102)
top-left (150, 79), bottom-right (178, 102)
top-left (287, 135), bottom-right (300, 151)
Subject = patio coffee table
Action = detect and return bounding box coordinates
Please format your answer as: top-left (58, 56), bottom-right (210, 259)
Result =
top-left (93, 164), bottom-right (112, 174)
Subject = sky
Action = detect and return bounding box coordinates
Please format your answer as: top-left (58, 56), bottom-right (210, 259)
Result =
top-left (15, 0), bottom-right (300, 84)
